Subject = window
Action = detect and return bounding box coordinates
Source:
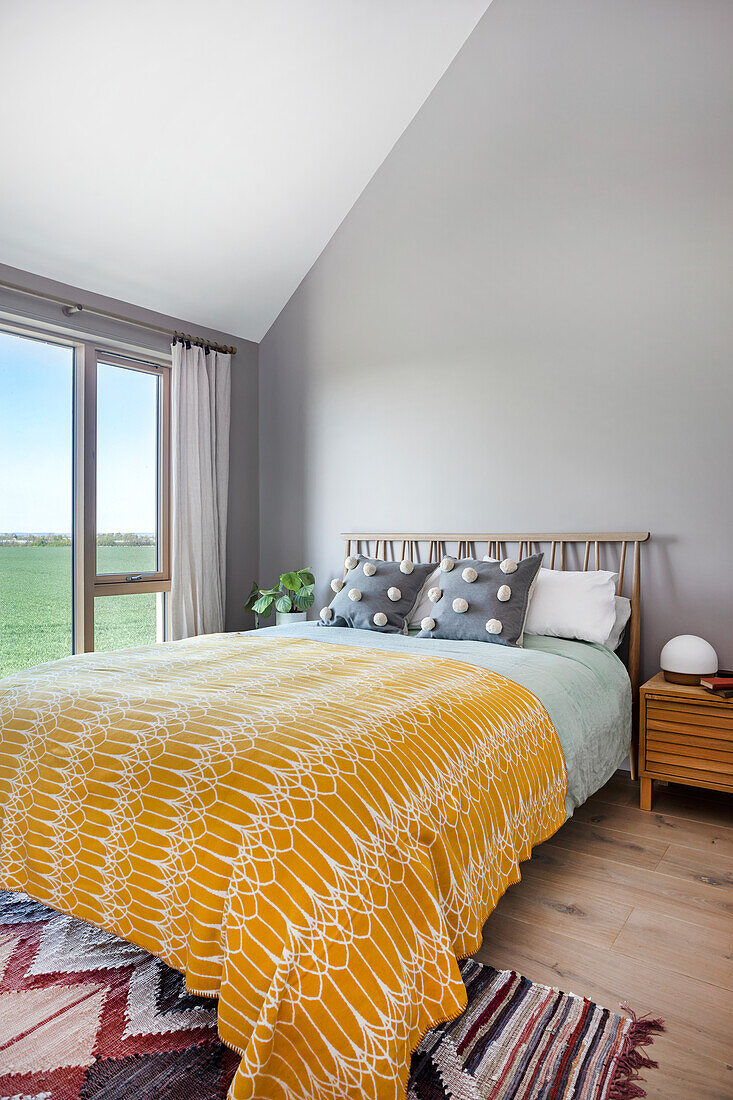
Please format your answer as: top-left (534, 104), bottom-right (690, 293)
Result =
top-left (96, 358), bottom-right (161, 576)
top-left (0, 323), bottom-right (171, 676)
top-left (0, 329), bottom-right (74, 675)
top-left (94, 592), bottom-right (162, 653)
top-left (91, 352), bottom-right (171, 653)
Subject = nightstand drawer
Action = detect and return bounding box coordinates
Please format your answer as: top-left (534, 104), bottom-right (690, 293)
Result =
top-left (647, 729), bottom-right (733, 761)
top-left (645, 722), bottom-right (733, 789)
top-left (646, 740), bottom-right (733, 775)
top-left (646, 699), bottom-right (733, 734)
top-left (644, 755), bottom-right (733, 790)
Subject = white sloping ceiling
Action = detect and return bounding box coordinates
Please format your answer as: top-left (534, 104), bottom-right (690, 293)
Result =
top-left (0, 0), bottom-right (491, 339)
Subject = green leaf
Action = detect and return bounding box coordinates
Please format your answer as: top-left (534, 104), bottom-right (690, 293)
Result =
top-left (252, 595), bottom-right (275, 616)
top-left (280, 571), bottom-right (302, 592)
top-left (275, 594), bottom-right (293, 613)
top-left (243, 580), bottom-right (260, 613)
top-left (292, 584), bottom-right (315, 610)
top-left (298, 569), bottom-right (315, 587)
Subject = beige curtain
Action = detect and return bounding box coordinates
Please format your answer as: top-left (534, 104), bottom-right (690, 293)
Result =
top-left (170, 341), bottom-right (231, 639)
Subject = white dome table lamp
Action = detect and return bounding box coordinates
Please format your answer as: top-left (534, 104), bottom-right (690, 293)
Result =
top-left (660, 635), bottom-right (718, 685)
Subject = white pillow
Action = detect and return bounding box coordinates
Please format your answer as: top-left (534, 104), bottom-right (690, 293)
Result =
top-left (604, 596), bottom-right (631, 651)
top-left (524, 569), bottom-right (618, 644)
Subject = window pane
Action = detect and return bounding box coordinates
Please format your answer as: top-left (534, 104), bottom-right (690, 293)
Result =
top-left (94, 592), bottom-right (163, 652)
top-left (96, 361), bottom-right (159, 574)
top-left (96, 543), bottom-right (157, 576)
top-left (0, 330), bottom-right (73, 676)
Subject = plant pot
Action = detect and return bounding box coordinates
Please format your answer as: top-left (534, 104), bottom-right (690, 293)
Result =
top-left (275, 611), bottom-right (307, 627)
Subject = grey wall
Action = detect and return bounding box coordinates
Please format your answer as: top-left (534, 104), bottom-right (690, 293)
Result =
top-left (0, 264), bottom-right (258, 633)
top-left (259, 0), bottom-right (733, 679)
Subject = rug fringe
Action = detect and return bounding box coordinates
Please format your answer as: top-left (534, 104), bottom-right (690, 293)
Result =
top-left (608, 1007), bottom-right (665, 1100)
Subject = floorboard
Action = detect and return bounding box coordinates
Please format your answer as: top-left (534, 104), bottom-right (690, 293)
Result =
top-left (488, 874), bottom-right (633, 947)
top-left (640, 1035), bottom-right (733, 1100)
top-left (540, 817), bottom-right (669, 869)
top-left (656, 842), bottom-right (733, 888)
top-left (650, 781), bottom-right (733, 830)
top-left (612, 907), bottom-right (733, 992)
top-left (524, 845), bottom-right (733, 935)
top-left (475, 772), bottom-right (733, 1098)
top-left (574, 798), bottom-right (733, 857)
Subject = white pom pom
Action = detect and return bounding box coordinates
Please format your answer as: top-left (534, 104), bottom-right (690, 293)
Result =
top-left (373, 611), bottom-right (387, 627)
top-left (428, 587), bottom-right (442, 603)
top-left (452, 597), bottom-right (469, 614)
top-left (497, 584), bottom-right (511, 602)
top-left (400, 559), bottom-right (414, 574)
top-left (348, 588), bottom-right (362, 602)
top-left (440, 557), bottom-right (455, 572)
top-left (387, 586), bottom-right (401, 602)
top-left (345, 555), bottom-right (358, 570)
top-left (500, 558), bottom-right (517, 574)
top-left (462, 567), bottom-right (477, 583)
top-left (486, 618), bottom-right (502, 634)
top-left (320, 606), bottom-right (333, 621)
top-left (482, 555), bottom-right (491, 562)
top-left (363, 562), bottom-right (376, 576)
top-left (421, 617), bottom-right (436, 631)
top-left (330, 577), bottom-right (344, 593)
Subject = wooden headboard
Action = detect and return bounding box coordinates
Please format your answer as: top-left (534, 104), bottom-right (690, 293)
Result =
top-left (341, 531), bottom-right (650, 779)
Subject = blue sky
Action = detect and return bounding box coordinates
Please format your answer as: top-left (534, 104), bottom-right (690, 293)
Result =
top-left (0, 329), bottom-right (157, 534)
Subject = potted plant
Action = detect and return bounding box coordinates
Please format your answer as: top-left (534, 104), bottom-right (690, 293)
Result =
top-left (244, 568), bottom-right (316, 626)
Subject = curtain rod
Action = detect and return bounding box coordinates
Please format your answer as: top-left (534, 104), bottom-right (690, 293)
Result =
top-left (0, 277), bottom-right (237, 355)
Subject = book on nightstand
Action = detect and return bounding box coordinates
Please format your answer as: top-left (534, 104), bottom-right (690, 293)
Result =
top-left (700, 671), bottom-right (733, 699)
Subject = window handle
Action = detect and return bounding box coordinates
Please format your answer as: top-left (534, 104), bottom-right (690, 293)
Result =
top-left (126, 574), bottom-right (144, 582)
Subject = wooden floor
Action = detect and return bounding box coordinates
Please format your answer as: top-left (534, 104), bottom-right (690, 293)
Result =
top-left (474, 772), bottom-right (733, 1099)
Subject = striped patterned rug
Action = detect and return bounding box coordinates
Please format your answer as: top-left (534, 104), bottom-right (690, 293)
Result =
top-left (0, 890), bottom-right (662, 1100)
top-left (409, 959), bottom-right (662, 1100)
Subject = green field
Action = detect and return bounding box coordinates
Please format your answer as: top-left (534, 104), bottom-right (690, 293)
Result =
top-left (0, 545), bottom-right (159, 677)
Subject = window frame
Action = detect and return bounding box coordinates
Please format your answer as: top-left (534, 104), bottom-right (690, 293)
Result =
top-left (0, 319), bottom-right (171, 657)
top-left (91, 350), bottom-right (171, 590)
top-left (79, 347), bottom-right (171, 652)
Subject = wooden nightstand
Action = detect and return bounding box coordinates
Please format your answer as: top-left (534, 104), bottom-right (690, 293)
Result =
top-left (638, 672), bottom-right (733, 810)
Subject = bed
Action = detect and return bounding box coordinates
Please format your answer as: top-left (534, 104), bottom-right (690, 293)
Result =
top-left (0, 530), bottom-right (648, 1100)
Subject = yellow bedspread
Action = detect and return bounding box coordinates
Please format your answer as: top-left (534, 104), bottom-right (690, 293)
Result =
top-left (0, 634), bottom-right (567, 1100)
